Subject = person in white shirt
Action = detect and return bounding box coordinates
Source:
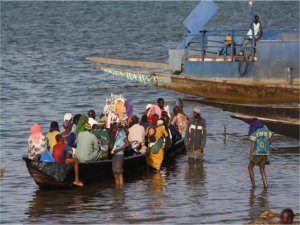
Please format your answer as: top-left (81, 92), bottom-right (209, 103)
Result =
top-left (128, 115), bottom-right (147, 154)
top-left (242, 15), bottom-right (263, 53)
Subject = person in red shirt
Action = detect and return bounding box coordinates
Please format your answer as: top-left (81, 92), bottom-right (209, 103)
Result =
top-left (53, 134), bottom-right (83, 187)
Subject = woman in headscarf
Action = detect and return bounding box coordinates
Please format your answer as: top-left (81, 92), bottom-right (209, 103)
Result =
top-left (62, 113), bottom-right (76, 148)
top-left (146, 114), bottom-right (168, 172)
top-left (28, 123), bottom-right (48, 160)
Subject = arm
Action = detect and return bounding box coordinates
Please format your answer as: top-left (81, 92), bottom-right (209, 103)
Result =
top-left (111, 138), bottom-right (130, 154)
top-left (200, 120), bottom-right (207, 150)
top-left (88, 136), bottom-right (100, 160)
top-left (184, 121), bottom-right (191, 147)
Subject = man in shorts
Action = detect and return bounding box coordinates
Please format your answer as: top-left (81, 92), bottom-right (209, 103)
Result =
top-left (248, 119), bottom-right (273, 189)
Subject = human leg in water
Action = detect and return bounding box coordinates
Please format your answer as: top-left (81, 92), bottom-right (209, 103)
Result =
top-left (248, 160), bottom-right (256, 188)
top-left (259, 165), bottom-right (268, 189)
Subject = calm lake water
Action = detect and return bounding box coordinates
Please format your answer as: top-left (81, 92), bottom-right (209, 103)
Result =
top-left (1, 1), bottom-right (299, 224)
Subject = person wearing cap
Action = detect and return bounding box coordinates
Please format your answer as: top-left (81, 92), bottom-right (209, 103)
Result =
top-left (248, 118), bottom-right (273, 189)
top-left (47, 121), bottom-right (61, 155)
top-left (63, 113), bottom-right (73, 131)
top-left (75, 123), bottom-right (101, 162)
top-left (185, 106), bottom-right (207, 160)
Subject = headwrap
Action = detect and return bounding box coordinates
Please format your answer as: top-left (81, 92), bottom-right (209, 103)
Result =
top-left (64, 113), bottom-right (73, 131)
top-left (147, 105), bottom-right (162, 118)
top-left (30, 123), bottom-right (44, 145)
top-left (148, 114), bottom-right (158, 125)
top-left (248, 119), bottom-right (264, 136)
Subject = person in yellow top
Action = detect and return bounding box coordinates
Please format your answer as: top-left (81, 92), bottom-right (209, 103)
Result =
top-left (47, 121), bottom-right (60, 154)
top-left (146, 115), bottom-right (168, 172)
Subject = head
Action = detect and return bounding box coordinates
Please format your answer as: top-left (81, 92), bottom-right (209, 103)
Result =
top-left (88, 110), bottom-right (96, 119)
top-left (92, 124), bottom-right (98, 131)
top-left (148, 114), bottom-right (158, 125)
top-left (248, 118), bottom-right (264, 136)
top-left (254, 15), bottom-right (260, 24)
top-left (162, 114), bottom-right (170, 125)
top-left (173, 106), bottom-right (180, 116)
top-left (73, 114), bottom-right (81, 125)
top-left (49, 121), bottom-right (59, 132)
top-left (31, 123), bottom-right (41, 134)
top-left (141, 114), bottom-right (148, 123)
top-left (157, 98), bottom-right (164, 109)
top-left (131, 115), bottom-right (139, 125)
top-left (193, 106), bottom-right (201, 119)
top-left (55, 134), bottom-right (64, 143)
top-left (280, 208), bottom-right (295, 224)
top-left (64, 113), bottom-right (73, 123)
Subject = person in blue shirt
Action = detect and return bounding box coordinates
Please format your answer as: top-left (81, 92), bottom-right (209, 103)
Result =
top-left (111, 122), bottom-right (130, 187)
top-left (248, 119), bottom-right (273, 189)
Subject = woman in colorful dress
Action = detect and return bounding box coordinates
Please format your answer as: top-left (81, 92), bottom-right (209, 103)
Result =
top-left (28, 123), bottom-right (48, 160)
top-left (146, 115), bottom-right (168, 172)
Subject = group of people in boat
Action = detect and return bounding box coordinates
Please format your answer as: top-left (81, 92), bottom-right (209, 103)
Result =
top-left (28, 91), bottom-right (276, 191)
top-left (27, 94), bottom-right (207, 187)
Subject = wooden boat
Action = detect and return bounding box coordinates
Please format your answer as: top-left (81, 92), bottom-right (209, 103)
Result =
top-left (183, 98), bottom-right (300, 139)
top-left (23, 139), bottom-right (185, 189)
top-left (231, 113), bottom-right (300, 139)
top-left (91, 65), bottom-right (299, 104)
top-left (86, 1), bottom-right (299, 104)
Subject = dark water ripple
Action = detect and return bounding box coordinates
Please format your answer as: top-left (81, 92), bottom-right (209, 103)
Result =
top-left (1, 1), bottom-right (299, 224)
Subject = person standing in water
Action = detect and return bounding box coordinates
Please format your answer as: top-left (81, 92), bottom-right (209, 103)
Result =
top-left (248, 118), bottom-right (273, 189)
top-left (185, 106), bottom-right (206, 160)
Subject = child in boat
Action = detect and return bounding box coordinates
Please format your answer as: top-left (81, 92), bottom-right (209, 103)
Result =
top-left (52, 134), bottom-right (83, 187)
top-left (47, 121), bottom-right (60, 155)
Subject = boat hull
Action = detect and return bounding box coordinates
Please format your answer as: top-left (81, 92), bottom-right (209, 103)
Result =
top-left (96, 66), bottom-right (300, 104)
top-left (24, 140), bottom-right (185, 189)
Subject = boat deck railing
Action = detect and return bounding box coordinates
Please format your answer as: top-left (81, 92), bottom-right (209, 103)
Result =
top-left (182, 29), bottom-right (300, 62)
top-left (183, 29), bottom-right (254, 62)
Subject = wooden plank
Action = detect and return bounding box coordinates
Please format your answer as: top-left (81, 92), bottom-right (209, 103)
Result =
top-left (231, 113), bottom-right (300, 139)
top-left (86, 56), bottom-right (170, 70)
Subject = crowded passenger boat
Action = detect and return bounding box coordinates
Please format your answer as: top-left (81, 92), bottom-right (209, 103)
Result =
top-left (24, 94), bottom-right (196, 188)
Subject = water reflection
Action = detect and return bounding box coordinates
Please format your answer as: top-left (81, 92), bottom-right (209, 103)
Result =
top-left (110, 188), bottom-right (126, 224)
top-left (26, 189), bottom-right (85, 223)
top-left (185, 159), bottom-right (206, 186)
top-left (149, 172), bottom-right (165, 194)
top-left (248, 189), bottom-right (269, 220)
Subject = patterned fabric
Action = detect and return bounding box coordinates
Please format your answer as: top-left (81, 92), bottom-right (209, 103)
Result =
top-left (171, 113), bottom-right (188, 135)
top-left (28, 135), bottom-right (48, 160)
top-left (249, 126), bottom-right (273, 155)
top-left (31, 160), bottom-right (73, 182)
top-left (146, 125), bottom-right (168, 170)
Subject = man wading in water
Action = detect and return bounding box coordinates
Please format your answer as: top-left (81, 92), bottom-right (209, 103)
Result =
top-left (248, 119), bottom-right (273, 189)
